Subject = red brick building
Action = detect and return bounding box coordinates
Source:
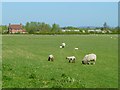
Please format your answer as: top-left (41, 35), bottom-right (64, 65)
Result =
top-left (8, 23), bottom-right (26, 33)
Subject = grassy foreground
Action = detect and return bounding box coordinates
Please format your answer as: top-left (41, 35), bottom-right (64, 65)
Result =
top-left (2, 35), bottom-right (118, 88)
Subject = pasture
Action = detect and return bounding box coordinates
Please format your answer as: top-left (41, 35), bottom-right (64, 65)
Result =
top-left (2, 35), bottom-right (118, 88)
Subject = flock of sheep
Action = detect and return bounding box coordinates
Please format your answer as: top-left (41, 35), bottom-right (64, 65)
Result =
top-left (48, 43), bottom-right (97, 65)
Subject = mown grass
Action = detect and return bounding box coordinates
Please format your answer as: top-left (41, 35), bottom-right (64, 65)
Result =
top-left (2, 35), bottom-right (118, 88)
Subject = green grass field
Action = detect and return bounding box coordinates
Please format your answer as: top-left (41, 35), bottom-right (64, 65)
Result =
top-left (2, 35), bottom-right (118, 88)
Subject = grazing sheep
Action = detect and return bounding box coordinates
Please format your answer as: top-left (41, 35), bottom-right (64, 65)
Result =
top-left (66, 56), bottom-right (76, 63)
top-left (75, 48), bottom-right (78, 50)
top-left (48, 54), bottom-right (54, 61)
top-left (82, 53), bottom-right (96, 65)
top-left (61, 43), bottom-right (66, 48)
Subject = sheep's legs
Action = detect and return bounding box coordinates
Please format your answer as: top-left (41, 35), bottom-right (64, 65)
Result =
top-left (48, 57), bottom-right (50, 61)
top-left (69, 60), bottom-right (70, 63)
top-left (72, 60), bottom-right (75, 63)
top-left (51, 58), bottom-right (54, 61)
top-left (87, 62), bottom-right (90, 65)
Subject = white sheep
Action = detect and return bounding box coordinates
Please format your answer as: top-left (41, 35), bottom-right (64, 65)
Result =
top-left (75, 48), bottom-right (78, 50)
top-left (82, 53), bottom-right (96, 65)
top-left (61, 43), bottom-right (66, 48)
top-left (66, 56), bottom-right (76, 63)
top-left (48, 54), bottom-right (54, 61)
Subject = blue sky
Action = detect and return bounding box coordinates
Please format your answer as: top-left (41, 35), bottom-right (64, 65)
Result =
top-left (0, 2), bottom-right (2, 25)
top-left (2, 2), bottom-right (118, 27)
top-left (1, 0), bottom-right (119, 2)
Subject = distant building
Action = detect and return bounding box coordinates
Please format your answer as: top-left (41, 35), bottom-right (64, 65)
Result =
top-left (8, 23), bottom-right (26, 34)
top-left (101, 30), bottom-right (112, 34)
top-left (73, 30), bottom-right (79, 32)
top-left (88, 30), bottom-right (95, 33)
top-left (82, 30), bottom-right (85, 33)
top-left (61, 29), bottom-right (79, 32)
top-left (95, 29), bottom-right (102, 33)
top-left (88, 29), bottom-right (102, 33)
top-left (102, 30), bottom-right (107, 34)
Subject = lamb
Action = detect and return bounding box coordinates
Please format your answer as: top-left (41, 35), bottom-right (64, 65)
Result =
top-left (60, 43), bottom-right (66, 48)
top-left (75, 48), bottom-right (78, 50)
top-left (66, 56), bottom-right (76, 63)
top-left (48, 54), bottom-right (54, 61)
top-left (82, 53), bottom-right (96, 65)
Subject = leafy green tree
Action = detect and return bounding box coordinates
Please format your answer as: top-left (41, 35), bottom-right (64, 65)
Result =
top-left (25, 22), bottom-right (52, 33)
top-left (25, 22), bottom-right (30, 32)
top-left (0, 26), bottom-right (2, 34)
top-left (1, 25), bottom-right (8, 34)
top-left (103, 22), bottom-right (108, 30)
top-left (51, 23), bottom-right (61, 32)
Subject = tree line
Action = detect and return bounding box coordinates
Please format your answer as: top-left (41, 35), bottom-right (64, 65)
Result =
top-left (0, 22), bottom-right (61, 34)
top-left (24, 22), bottom-right (61, 34)
top-left (0, 22), bottom-right (120, 34)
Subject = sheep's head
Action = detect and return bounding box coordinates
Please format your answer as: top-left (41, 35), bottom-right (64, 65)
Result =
top-left (82, 61), bottom-right (85, 64)
top-left (82, 55), bottom-right (89, 64)
top-left (60, 45), bottom-right (62, 48)
top-left (82, 60), bottom-right (89, 64)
